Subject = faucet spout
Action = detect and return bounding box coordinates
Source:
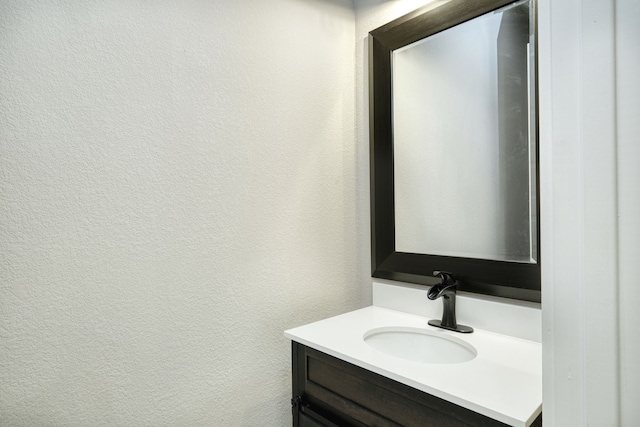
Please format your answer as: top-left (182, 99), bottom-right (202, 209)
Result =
top-left (427, 271), bottom-right (457, 300)
top-left (427, 271), bottom-right (473, 333)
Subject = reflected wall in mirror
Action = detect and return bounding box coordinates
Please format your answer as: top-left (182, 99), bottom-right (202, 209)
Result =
top-left (393, 0), bottom-right (536, 264)
top-left (369, 0), bottom-right (540, 302)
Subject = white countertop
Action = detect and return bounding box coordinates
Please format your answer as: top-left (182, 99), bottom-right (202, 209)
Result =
top-left (285, 306), bottom-right (542, 427)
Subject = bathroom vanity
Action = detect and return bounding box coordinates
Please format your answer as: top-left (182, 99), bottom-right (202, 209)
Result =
top-left (285, 307), bottom-right (542, 427)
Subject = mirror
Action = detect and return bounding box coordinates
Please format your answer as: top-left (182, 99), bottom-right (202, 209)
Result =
top-left (369, 0), bottom-right (540, 302)
top-left (394, 0), bottom-right (536, 263)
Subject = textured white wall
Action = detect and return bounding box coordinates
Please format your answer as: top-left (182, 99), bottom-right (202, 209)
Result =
top-left (0, 1), bottom-right (366, 425)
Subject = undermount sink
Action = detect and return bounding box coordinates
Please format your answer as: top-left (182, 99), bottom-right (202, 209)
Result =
top-left (364, 326), bottom-right (477, 364)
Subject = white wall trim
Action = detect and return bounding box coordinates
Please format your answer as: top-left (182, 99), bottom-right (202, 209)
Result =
top-left (539, 0), bottom-right (640, 425)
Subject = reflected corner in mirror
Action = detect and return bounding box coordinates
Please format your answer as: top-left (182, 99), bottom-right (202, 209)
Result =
top-left (369, 0), bottom-right (540, 302)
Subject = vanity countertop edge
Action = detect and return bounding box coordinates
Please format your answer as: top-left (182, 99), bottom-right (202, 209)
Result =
top-left (284, 306), bottom-right (542, 427)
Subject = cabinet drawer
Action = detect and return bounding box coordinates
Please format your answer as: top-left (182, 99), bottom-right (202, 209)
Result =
top-left (292, 342), bottom-right (541, 427)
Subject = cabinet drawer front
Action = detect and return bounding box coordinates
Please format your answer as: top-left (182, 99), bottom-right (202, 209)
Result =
top-left (296, 343), bottom-right (510, 427)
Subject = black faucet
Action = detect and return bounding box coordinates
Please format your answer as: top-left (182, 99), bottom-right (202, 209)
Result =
top-left (427, 271), bottom-right (473, 333)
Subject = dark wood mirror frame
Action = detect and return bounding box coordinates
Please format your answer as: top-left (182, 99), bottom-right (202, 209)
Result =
top-left (369, 0), bottom-right (541, 303)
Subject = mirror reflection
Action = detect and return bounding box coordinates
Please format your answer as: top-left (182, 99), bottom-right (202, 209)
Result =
top-left (392, 0), bottom-right (536, 263)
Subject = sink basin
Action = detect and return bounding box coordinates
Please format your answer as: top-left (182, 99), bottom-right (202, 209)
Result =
top-left (364, 327), bottom-right (477, 364)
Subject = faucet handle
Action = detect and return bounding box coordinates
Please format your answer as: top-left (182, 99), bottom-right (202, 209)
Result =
top-left (432, 271), bottom-right (456, 286)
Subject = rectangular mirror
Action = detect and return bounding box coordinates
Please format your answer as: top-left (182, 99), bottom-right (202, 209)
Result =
top-left (393, 0), bottom-right (536, 264)
top-left (369, 0), bottom-right (540, 302)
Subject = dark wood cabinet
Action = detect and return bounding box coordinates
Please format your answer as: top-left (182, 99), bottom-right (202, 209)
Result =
top-left (291, 342), bottom-right (542, 427)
